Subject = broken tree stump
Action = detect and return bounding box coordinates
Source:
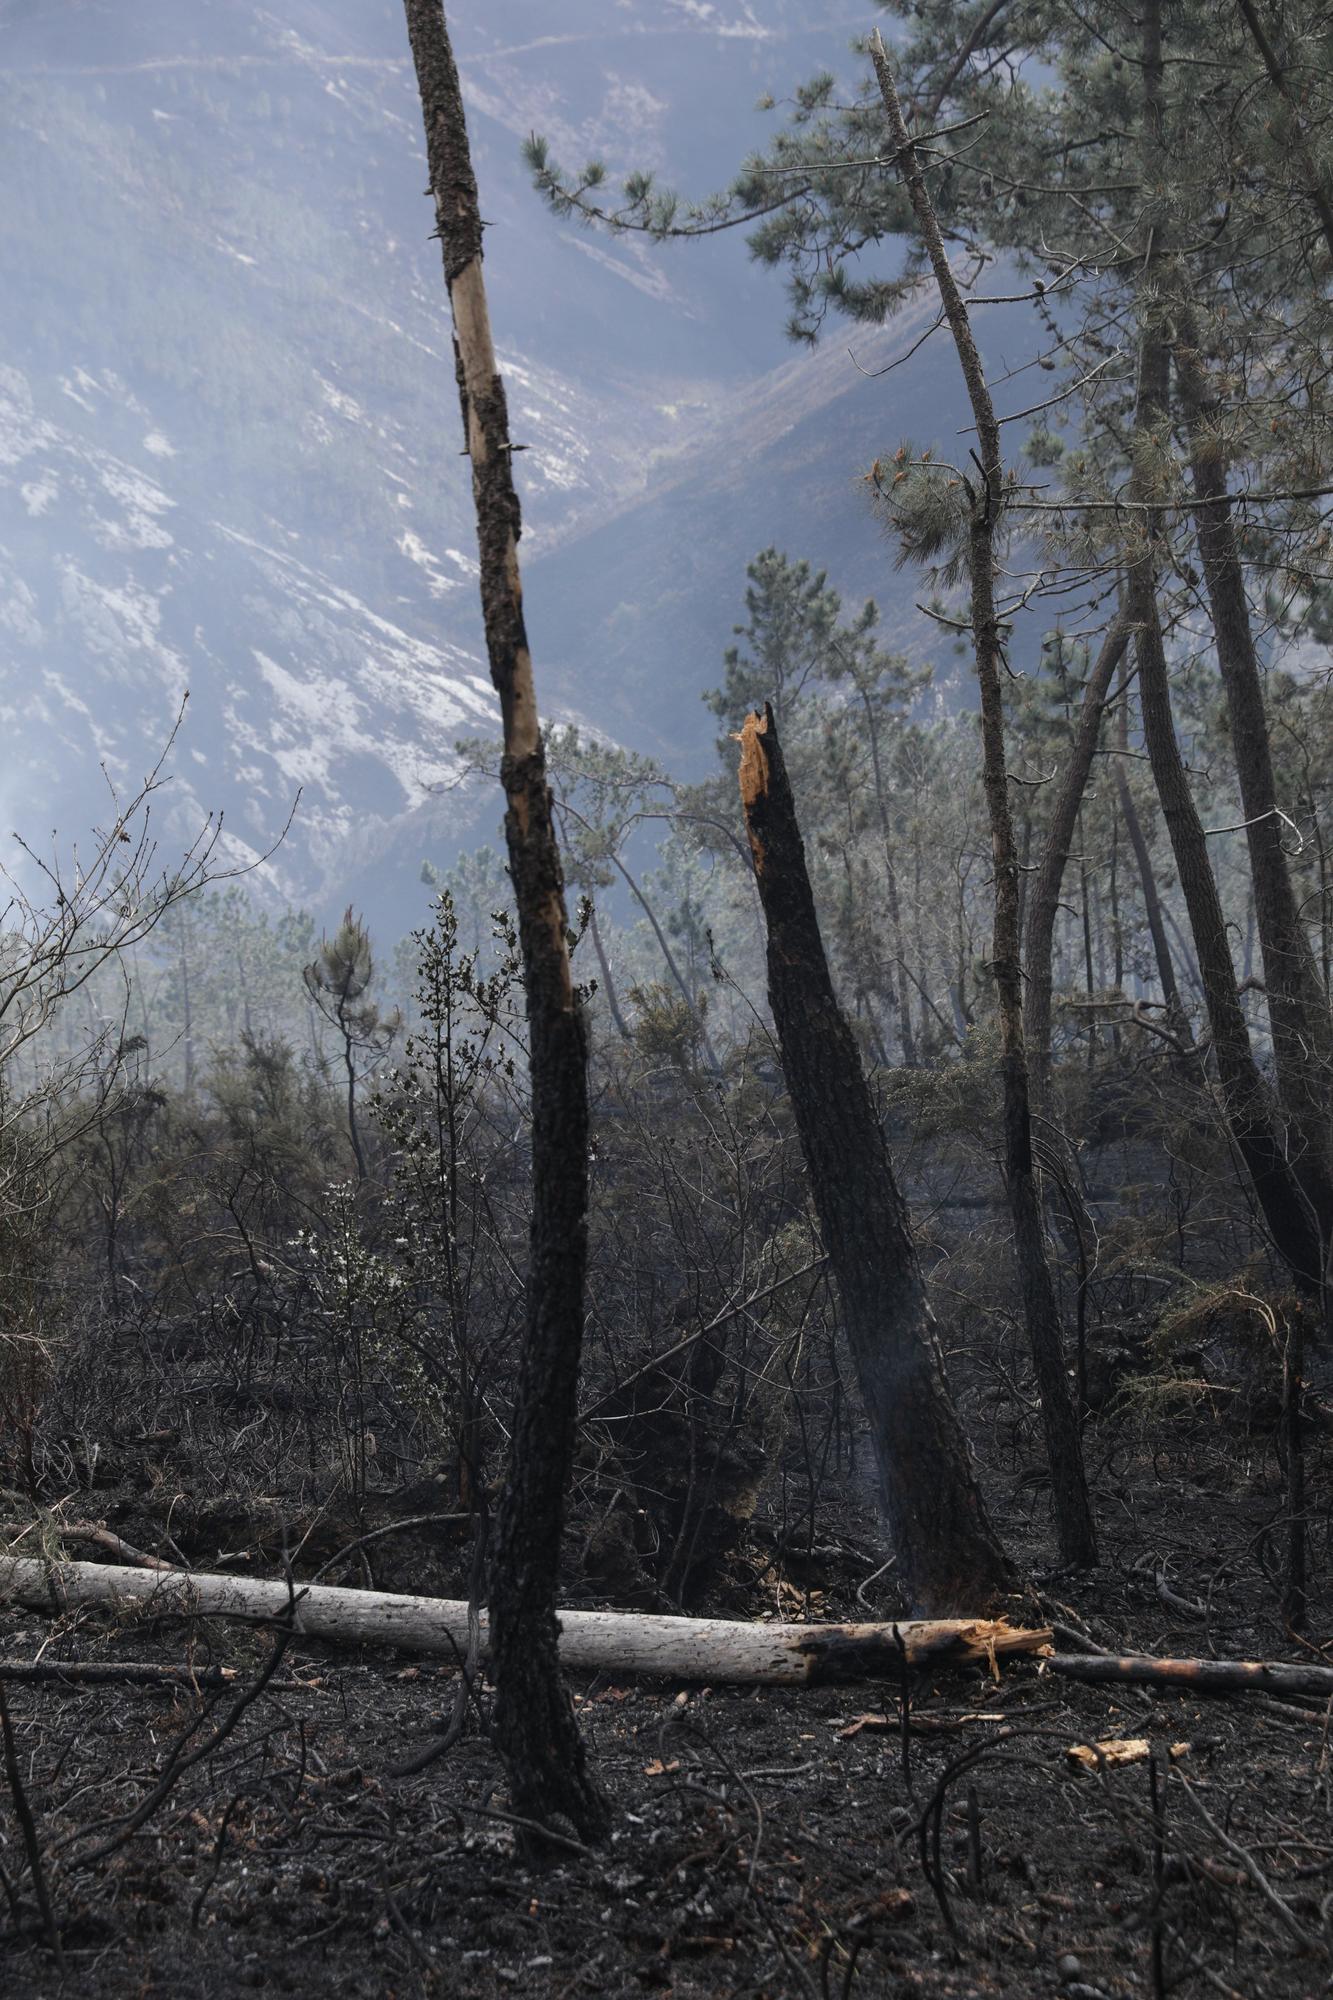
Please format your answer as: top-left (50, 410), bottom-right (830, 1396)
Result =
top-left (0, 1559), bottom-right (1048, 1687)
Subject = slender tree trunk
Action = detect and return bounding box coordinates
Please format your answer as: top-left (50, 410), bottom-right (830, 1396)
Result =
top-left (1172, 316), bottom-right (1333, 1242)
top-left (910, 818), bottom-right (940, 1050)
top-left (1108, 795), bottom-right (1123, 1051)
top-left (839, 842), bottom-right (892, 1066)
top-left (610, 850), bottom-right (720, 1072)
top-left (1016, 813), bottom-right (1034, 943)
top-left (905, 956), bottom-right (963, 1053)
top-left (1127, 0), bottom-right (1325, 1301)
top-left (1163, 905), bottom-right (1208, 1015)
top-left (1113, 744), bottom-right (1183, 1029)
top-left (1314, 794), bottom-right (1332, 1000)
top-left (178, 915), bottom-right (195, 1098)
top-left (861, 691), bottom-right (918, 1065)
top-left (403, 0), bottom-right (607, 1843)
top-left (1024, 610), bottom-right (1131, 1097)
top-left (587, 905), bottom-right (631, 1043)
top-left (1242, 890), bottom-right (1257, 986)
top-left (1282, 1300), bottom-right (1308, 1632)
top-left (305, 993), bottom-right (324, 1074)
top-left (1080, 828), bottom-right (1097, 1070)
top-left (1127, 582), bottom-right (1318, 1279)
top-left (338, 1008), bottom-right (367, 1180)
top-left (738, 707), bottom-right (1014, 1613)
top-left (871, 32), bottom-right (1096, 1567)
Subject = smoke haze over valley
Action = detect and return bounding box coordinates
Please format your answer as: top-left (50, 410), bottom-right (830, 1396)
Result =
top-left (0, 0), bottom-right (1030, 927)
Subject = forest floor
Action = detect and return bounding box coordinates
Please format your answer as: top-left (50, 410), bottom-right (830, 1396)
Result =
top-left (4, 1420), bottom-right (1332, 2000)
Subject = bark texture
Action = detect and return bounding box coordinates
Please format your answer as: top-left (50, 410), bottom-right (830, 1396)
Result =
top-left (738, 707), bottom-right (1015, 1615)
top-left (871, 32), bottom-right (1096, 1568)
top-left (403, 0), bottom-right (606, 1842)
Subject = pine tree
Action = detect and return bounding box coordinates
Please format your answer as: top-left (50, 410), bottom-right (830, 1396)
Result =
top-left (303, 909), bottom-right (400, 1180)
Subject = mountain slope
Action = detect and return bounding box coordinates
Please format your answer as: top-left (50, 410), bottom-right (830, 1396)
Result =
top-left (0, 0), bottom-right (1028, 929)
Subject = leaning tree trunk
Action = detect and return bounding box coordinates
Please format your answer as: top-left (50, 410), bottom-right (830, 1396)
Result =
top-left (1024, 609), bottom-right (1132, 1098)
top-left (403, 0), bottom-right (607, 1843)
top-left (1172, 313), bottom-right (1333, 1246)
top-left (1126, 0), bottom-right (1325, 1302)
top-left (871, 33), bottom-right (1096, 1568)
top-left (738, 707), bottom-right (1015, 1615)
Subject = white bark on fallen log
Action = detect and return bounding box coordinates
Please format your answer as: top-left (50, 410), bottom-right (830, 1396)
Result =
top-left (0, 1559), bottom-right (1049, 1687)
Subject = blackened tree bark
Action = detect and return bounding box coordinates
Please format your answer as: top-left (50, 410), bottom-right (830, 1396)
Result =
top-left (402, 0), bottom-right (608, 1843)
top-left (1171, 316), bottom-right (1333, 1244)
top-left (1127, 0), bottom-right (1325, 1302)
top-left (1131, 571), bottom-right (1324, 1292)
top-left (738, 707), bottom-right (1015, 1614)
top-left (1024, 609), bottom-right (1132, 1098)
top-left (871, 32), bottom-right (1096, 1568)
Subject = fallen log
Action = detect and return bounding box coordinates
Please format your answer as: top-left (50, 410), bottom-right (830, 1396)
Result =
top-left (0, 1559), bottom-right (1049, 1687)
top-left (1046, 1652), bottom-right (1333, 1699)
top-left (0, 1659), bottom-right (232, 1689)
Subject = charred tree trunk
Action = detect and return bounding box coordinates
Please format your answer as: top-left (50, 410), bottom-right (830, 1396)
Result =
top-left (738, 707), bottom-right (1014, 1614)
top-left (1172, 317), bottom-right (1333, 1244)
top-left (871, 33), bottom-right (1096, 1568)
top-left (1024, 611), bottom-right (1132, 1097)
top-left (1127, 0), bottom-right (1325, 1301)
top-left (403, 0), bottom-right (607, 1844)
top-left (1127, 582), bottom-right (1322, 1286)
